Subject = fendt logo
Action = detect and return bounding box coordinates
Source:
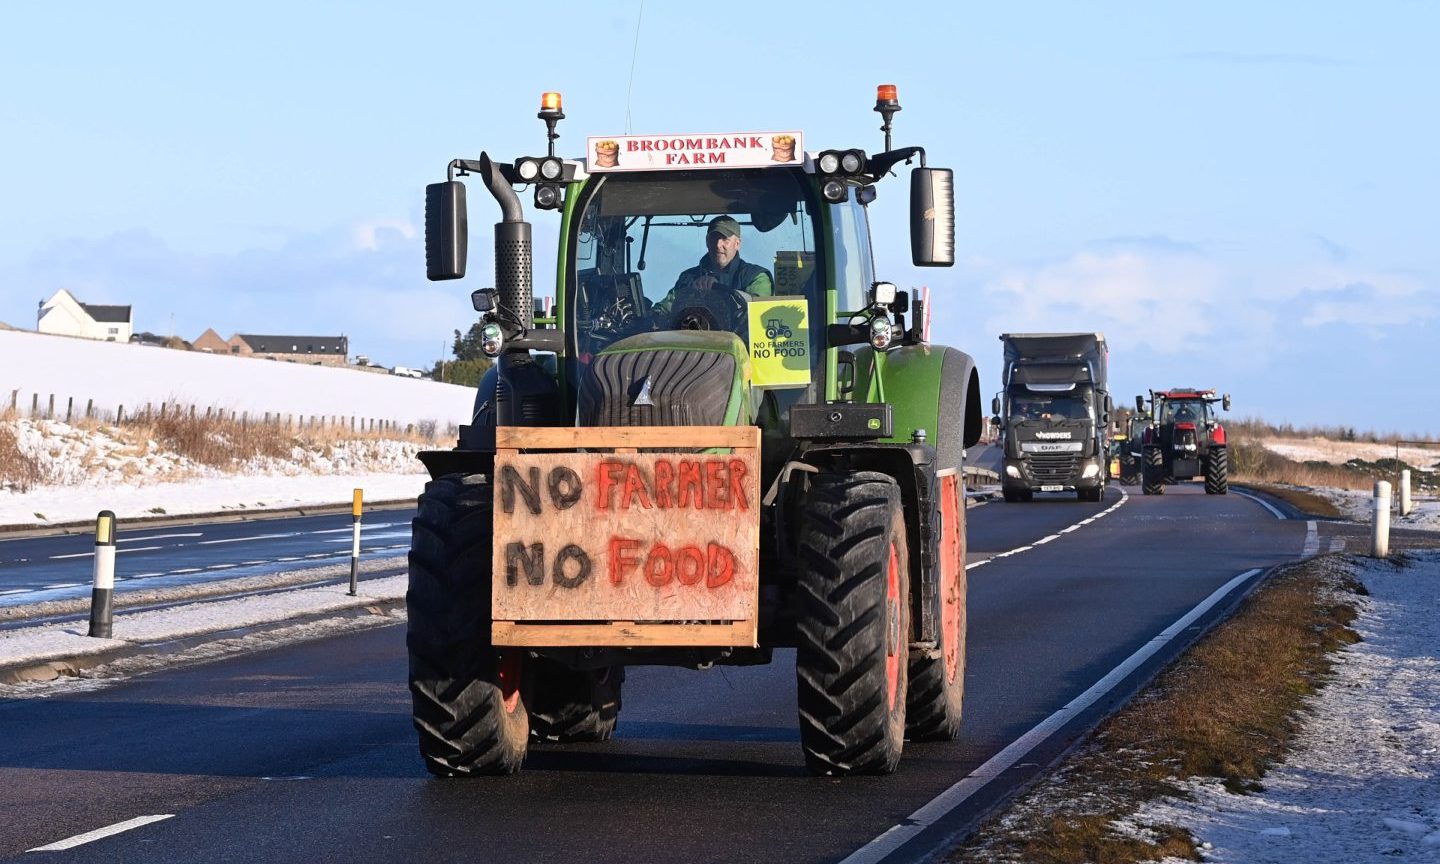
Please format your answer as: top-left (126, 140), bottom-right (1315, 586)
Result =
top-left (1034, 431), bottom-right (1073, 440)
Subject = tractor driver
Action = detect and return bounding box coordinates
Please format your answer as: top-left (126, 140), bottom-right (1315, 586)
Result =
top-left (653, 216), bottom-right (774, 325)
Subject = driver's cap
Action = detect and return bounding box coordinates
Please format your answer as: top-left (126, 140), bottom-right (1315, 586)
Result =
top-left (707, 216), bottom-right (741, 239)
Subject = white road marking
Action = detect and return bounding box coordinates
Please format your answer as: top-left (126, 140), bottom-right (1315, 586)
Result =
top-left (0, 588), bottom-right (30, 596)
top-left (27, 814), bottom-right (174, 852)
top-left (1329, 537), bottom-right (1347, 553)
top-left (198, 532), bottom-right (298, 545)
top-left (120, 533), bottom-right (202, 543)
top-left (1301, 520), bottom-right (1319, 557)
top-left (838, 567), bottom-right (1266, 864)
top-left (964, 490), bottom-right (1130, 572)
top-left (42, 583), bottom-right (84, 590)
top-left (168, 568), bottom-right (203, 574)
top-left (1232, 488), bottom-right (1285, 520)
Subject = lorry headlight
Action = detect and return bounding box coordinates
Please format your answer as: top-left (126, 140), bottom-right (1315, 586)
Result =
top-left (1005, 465), bottom-right (1021, 478)
top-left (481, 322), bottom-right (505, 357)
top-left (1082, 462), bottom-right (1100, 478)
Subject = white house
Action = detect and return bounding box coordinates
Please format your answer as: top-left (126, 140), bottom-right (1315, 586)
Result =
top-left (36, 289), bottom-right (133, 343)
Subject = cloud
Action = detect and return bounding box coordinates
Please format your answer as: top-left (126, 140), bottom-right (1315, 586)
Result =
top-left (1308, 233), bottom-right (1349, 264)
top-left (1292, 270), bottom-right (1439, 333)
top-left (1181, 50), bottom-right (1348, 67)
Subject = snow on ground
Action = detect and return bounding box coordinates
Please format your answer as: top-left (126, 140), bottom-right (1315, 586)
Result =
top-left (1133, 551), bottom-right (1440, 861)
top-left (1294, 484), bottom-right (1440, 531)
top-left (0, 468), bottom-right (429, 527)
top-left (1, 327), bottom-right (476, 427)
top-left (1260, 435), bottom-right (1440, 470)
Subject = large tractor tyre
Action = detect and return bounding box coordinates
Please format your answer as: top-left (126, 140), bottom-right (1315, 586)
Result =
top-left (1119, 455), bottom-right (1140, 486)
top-left (1142, 447), bottom-right (1165, 496)
top-left (526, 659), bottom-right (624, 743)
top-left (1205, 447), bottom-right (1229, 495)
top-left (407, 473), bottom-right (529, 776)
top-left (795, 472), bottom-right (912, 775)
top-left (906, 475), bottom-right (967, 742)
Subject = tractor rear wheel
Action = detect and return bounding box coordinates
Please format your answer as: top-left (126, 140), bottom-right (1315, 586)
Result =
top-left (526, 660), bottom-right (624, 743)
top-left (1205, 447), bottom-right (1229, 495)
top-left (1142, 447), bottom-right (1165, 495)
top-left (907, 475), bottom-right (966, 741)
top-left (795, 472), bottom-right (911, 775)
top-left (407, 473), bottom-right (529, 776)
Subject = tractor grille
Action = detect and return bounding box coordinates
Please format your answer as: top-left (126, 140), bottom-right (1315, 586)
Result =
top-left (1029, 454), bottom-right (1079, 484)
top-left (579, 349), bottom-right (736, 427)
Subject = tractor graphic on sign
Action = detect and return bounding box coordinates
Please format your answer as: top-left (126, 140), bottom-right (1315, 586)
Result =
top-left (765, 318), bottom-right (793, 340)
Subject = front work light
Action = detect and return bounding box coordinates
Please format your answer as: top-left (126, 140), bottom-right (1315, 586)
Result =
top-left (516, 158), bottom-right (540, 181)
top-left (822, 179), bottom-right (848, 202)
top-left (481, 322), bottom-right (505, 357)
top-left (839, 150), bottom-right (865, 173)
top-left (869, 316), bottom-right (894, 351)
top-left (817, 152), bottom-right (841, 174)
top-left (534, 184), bottom-right (562, 210)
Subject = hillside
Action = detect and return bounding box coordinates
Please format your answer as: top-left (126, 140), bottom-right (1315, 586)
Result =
top-left (1, 329), bottom-right (475, 429)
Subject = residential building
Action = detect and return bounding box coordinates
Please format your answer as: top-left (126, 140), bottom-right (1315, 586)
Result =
top-left (228, 333), bottom-right (349, 367)
top-left (36, 289), bottom-right (133, 342)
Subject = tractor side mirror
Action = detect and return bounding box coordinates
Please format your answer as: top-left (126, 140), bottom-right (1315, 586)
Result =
top-left (1135, 394), bottom-right (1145, 413)
top-left (991, 395), bottom-right (1001, 416)
top-left (1223, 393), bottom-right (1232, 411)
top-left (991, 415), bottom-right (1004, 430)
top-left (910, 167), bottom-right (955, 267)
top-left (425, 181), bottom-right (468, 281)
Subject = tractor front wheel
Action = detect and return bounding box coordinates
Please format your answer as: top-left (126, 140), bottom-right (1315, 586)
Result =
top-left (407, 473), bottom-right (529, 776)
top-left (1205, 447), bottom-right (1229, 495)
top-left (795, 472), bottom-right (911, 775)
top-left (1142, 447), bottom-right (1165, 495)
top-left (526, 660), bottom-right (624, 743)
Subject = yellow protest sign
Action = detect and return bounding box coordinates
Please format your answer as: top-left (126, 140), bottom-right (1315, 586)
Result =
top-left (747, 296), bottom-right (810, 389)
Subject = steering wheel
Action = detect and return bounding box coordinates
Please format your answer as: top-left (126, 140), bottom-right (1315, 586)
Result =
top-left (667, 278), bottom-right (750, 333)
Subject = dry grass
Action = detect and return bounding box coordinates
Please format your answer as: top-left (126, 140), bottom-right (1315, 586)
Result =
top-left (947, 557), bottom-right (1364, 864)
top-left (1228, 416), bottom-right (1439, 445)
top-left (1228, 440), bottom-right (1373, 491)
top-left (1238, 483), bottom-right (1342, 519)
top-left (0, 413), bottom-right (45, 492)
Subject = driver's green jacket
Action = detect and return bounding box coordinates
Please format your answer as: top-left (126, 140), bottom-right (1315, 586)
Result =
top-left (653, 254), bottom-right (774, 315)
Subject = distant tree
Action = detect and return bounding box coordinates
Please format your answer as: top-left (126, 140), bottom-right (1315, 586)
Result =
top-left (431, 357), bottom-right (492, 387)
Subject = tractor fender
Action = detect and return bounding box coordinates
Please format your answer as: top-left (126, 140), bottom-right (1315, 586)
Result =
top-left (851, 344), bottom-right (983, 471)
top-left (795, 443), bottom-right (944, 645)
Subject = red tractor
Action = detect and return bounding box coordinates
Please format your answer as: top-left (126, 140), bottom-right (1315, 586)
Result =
top-left (1137, 389), bottom-right (1231, 495)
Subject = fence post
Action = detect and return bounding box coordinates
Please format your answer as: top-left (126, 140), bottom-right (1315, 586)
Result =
top-left (86, 398), bottom-right (94, 419)
top-left (1372, 480), bottom-right (1391, 558)
top-left (47, 394), bottom-right (55, 418)
top-left (88, 511), bottom-right (117, 638)
top-left (31, 393), bottom-right (38, 417)
top-left (349, 488), bottom-right (363, 596)
top-left (66, 396), bottom-right (73, 423)
top-left (117, 404), bottom-right (125, 424)
top-left (1399, 470), bottom-right (1412, 517)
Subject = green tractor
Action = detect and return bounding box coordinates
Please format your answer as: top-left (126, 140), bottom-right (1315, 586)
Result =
top-left (410, 86), bottom-right (983, 777)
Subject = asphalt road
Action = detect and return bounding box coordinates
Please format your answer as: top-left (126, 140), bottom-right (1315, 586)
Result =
top-left (0, 484), bottom-right (1346, 863)
top-left (0, 508), bottom-right (416, 603)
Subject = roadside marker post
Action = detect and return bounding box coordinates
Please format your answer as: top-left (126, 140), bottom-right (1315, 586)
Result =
top-left (349, 489), bottom-right (363, 596)
top-left (1399, 469), bottom-right (1412, 517)
top-left (88, 510), bottom-right (117, 638)
top-left (1372, 480), bottom-right (1391, 558)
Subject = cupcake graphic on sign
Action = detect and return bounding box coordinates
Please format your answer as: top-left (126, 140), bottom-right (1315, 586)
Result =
top-left (594, 140), bottom-right (620, 168)
top-left (771, 134), bottom-right (796, 162)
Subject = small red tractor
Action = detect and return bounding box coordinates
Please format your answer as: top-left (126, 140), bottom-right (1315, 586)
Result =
top-left (1137, 389), bottom-right (1231, 495)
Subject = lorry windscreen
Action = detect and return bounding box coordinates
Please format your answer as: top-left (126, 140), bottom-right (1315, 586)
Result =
top-left (1008, 386), bottom-right (1093, 422)
top-left (570, 170), bottom-right (822, 356)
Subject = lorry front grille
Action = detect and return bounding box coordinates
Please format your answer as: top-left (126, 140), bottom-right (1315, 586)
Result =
top-left (1029, 454), bottom-right (1079, 483)
top-left (579, 349), bottom-right (736, 427)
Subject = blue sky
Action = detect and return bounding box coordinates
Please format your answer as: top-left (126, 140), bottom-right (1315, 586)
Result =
top-left (2, 2), bottom-right (1435, 435)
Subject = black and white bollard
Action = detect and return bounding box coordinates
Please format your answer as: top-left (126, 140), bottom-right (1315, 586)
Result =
top-left (1372, 480), bottom-right (1391, 558)
top-left (88, 510), bottom-right (117, 638)
top-left (1399, 469), bottom-right (1412, 518)
top-left (348, 489), bottom-right (362, 596)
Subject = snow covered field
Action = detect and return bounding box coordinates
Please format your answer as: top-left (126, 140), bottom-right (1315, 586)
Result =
top-left (1, 328), bottom-right (475, 428)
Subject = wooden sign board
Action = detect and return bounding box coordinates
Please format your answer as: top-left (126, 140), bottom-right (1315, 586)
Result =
top-left (491, 426), bottom-right (760, 647)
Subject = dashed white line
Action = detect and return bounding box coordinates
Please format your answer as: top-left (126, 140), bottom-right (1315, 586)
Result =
top-left (27, 814), bottom-right (174, 852)
top-left (120, 533), bottom-right (202, 543)
top-left (198, 533), bottom-right (297, 546)
top-left (839, 567), bottom-right (1264, 864)
top-left (1329, 537), bottom-right (1347, 553)
top-left (169, 568), bottom-right (203, 574)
